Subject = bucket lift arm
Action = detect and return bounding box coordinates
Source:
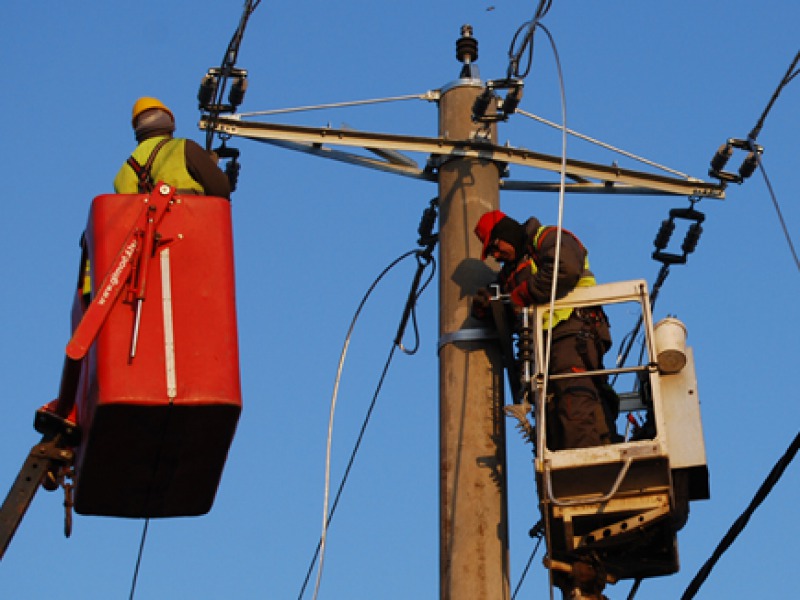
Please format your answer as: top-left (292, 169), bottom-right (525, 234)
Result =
top-left (0, 410), bottom-right (81, 560)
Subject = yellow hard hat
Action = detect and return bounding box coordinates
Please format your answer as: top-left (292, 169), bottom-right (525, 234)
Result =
top-left (131, 97), bottom-right (174, 127)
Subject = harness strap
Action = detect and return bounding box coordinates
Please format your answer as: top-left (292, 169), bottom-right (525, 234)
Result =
top-left (534, 225), bottom-right (585, 253)
top-left (126, 138), bottom-right (171, 193)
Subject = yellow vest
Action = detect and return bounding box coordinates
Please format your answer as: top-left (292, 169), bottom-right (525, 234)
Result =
top-left (531, 226), bottom-right (596, 330)
top-left (114, 137), bottom-right (204, 194)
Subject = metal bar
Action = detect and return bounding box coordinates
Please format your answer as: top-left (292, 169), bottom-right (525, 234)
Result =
top-left (0, 439), bottom-right (49, 559)
top-left (160, 248), bottom-right (177, 400)
top-left (257, 139), bottom-right (432, 181)
top-left (0, 437), bottom-right (73, 560)
top-left (544, 457), bottom-right (634, 508)
top-left (200, 117), bottom-right (725, 199)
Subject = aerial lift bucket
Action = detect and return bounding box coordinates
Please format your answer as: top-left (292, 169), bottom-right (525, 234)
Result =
top-left (504, 280), bottom-right (709, 584)
top-left (63, 184), bottom-right (242, 518)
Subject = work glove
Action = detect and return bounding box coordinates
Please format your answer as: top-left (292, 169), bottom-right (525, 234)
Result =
top-left (471, 287), bottom-right (493, 320)
top-left (509, 281), bottom-right (533, 307)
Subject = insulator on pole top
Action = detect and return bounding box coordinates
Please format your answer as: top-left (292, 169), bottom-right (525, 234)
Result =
top-left (456, 24), bottom-right (478, 64)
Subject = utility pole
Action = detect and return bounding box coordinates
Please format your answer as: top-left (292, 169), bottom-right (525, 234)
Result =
top-left (437, 26), bottom-right (509, 600)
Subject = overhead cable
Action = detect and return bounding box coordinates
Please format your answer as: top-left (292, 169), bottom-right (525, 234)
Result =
top-left (747, 50), bottom-right (800, 142)
top-left (517, 109), bottom-right (693, 179)
top-left (753, 157), bottom-right (800, 272)
top-left (128, 519), bottom-right (150, 600)
top-left (512, 521), bottom-right (545, 599)
top-left (744, 50), bottom-right (800, 272)
top-left (680, 432), bottom-right (800, 599)
top-left (202, 0), bottom-right (261, 151)
top-left (506, 0), bottom-right (553, 80)
top-left (303, 204), bottom-right (439, 599)
top-left (238, 92), bottom-right (438, 118)
top-left (307, 250), bottom-right (415, 600)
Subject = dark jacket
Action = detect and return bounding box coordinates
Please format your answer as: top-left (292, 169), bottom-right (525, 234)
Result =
top-left (499, 218), bottom-right (593, 306)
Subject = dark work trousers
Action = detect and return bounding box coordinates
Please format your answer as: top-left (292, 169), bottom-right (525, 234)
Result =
top-left (544, 314), bottom-right (612, 450)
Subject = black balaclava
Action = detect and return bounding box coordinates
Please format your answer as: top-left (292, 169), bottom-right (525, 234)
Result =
top-left (134, 109), bottom-right (176, 143)
top-left (490, 216), bottom-right (527, 262)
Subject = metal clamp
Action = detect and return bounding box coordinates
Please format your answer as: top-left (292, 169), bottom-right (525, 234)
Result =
top-left (437, 327), bottom-right (498, 353)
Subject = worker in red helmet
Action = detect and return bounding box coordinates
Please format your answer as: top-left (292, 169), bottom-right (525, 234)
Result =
top-left (114, 97), bottom-right (231, 199)
top-left (473, 210), bottom-right (619, 450)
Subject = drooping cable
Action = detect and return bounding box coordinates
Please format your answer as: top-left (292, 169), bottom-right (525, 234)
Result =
top-left (395, 198), bottom-right (439, 355)
top-left (747, 50), bottom-right (800, 142)
top-left (531, 21), bottom-right (568, 600)
top-left (744, 50), bottom-right (800, 272)
top-left (128, 519), bottom-right (150, 600)
top-left (310, 342), bottom-right (401, 600)
top-left (752, 153), bottom-right (800, 272)
top-left (506, 0), bottom-right (553, 80)
top-left (127, 386), bottom-right (177, 599)
top-left (301, 208), bottom-right (438, 598)
top-left (626, 577), bottom-right (643, 599)
top-left (680, 431), bottom-right (800, 600)
top-left (511, 521), bottom-right (545, 599)
top-left (307, 250), bottom-right (415, 600)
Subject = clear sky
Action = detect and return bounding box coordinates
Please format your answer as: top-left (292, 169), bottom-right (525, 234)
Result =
top-left (1, 1), bottom-right (797, 599)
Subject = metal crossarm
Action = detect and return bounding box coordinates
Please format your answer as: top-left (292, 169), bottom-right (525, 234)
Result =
top-left (200, 116), bottom-right (726, 198)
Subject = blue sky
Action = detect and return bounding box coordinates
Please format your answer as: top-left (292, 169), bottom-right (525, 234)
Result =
top-left (1, 2), bottom-right (797, 599)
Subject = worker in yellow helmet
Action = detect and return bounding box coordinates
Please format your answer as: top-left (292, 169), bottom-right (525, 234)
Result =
top-left (114, 97), bottom-right (231, 199)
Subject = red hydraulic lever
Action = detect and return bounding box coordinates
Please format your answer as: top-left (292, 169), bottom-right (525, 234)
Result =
top-left (66, 184), bottom-right (177, 361)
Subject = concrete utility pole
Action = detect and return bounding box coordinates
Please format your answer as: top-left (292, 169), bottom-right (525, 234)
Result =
top-left (437, 26), bottom-right (509, 600)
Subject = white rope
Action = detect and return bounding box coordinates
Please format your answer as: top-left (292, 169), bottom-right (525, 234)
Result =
top-left (537, 23), bottom-right (567, 600)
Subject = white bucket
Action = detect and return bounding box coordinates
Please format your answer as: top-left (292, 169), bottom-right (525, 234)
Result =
top-left (653, 317), bottom-right (687, 374)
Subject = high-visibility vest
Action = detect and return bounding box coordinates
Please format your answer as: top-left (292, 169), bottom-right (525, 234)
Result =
top-left (531, 226), bottom-right (596, 330)
top-left (113, 137), bottom-right (204, 194)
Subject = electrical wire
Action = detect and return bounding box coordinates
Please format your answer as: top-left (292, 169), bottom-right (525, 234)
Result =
top-left (126, 391), bottom-right (177, 599)
top-left (204, 0), bottom-right (261, 151)
top-left (511, 522), bottom-right (545, 599)
top-left (747, 50), bottom-right (800, 142)
top-left (128, 519), bottom-right (150, 600)
top-left (744, 50), bottom-right (800, 272)
top-left (517, 109), bottom-right (693, 179)
top-left (506, 0), bottom-right (553, 80)
top-left (237, 92), bottom-right (438, 118)
top-left (752, 153), bottom-right (800, 272)
top-left (526, 20), bottom-right (568, 600)
top-left (300, 247), bottom-right (436, 600)
top-left (680, 431), bottom-right (800, 599)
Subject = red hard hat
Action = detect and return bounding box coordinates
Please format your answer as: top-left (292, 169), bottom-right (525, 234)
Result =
top-left (474, 210), bottom-right (506, 259)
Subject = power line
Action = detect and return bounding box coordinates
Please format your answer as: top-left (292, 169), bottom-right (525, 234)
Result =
top-left (517, 109), bottom-right (693, 179)
top-left (754, 156), bottom-right (800, 272)
top-left (748, 50), bottom-right (800, 142)
top-left (237, 92), bottom-right (437, 118)
top-left (128, 519), bottom-right (150, 600)
top-left (681, 432), bottom-right (800, 599)
top-left (301, 232), bottom-right (438, 599)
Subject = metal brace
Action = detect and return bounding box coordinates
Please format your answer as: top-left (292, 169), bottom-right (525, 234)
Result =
top-left (437, 327), bottom-right (498, 353)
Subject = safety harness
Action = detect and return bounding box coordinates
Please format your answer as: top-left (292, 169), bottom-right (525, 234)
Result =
top-left (125, 138), bottom-right (171, 193)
